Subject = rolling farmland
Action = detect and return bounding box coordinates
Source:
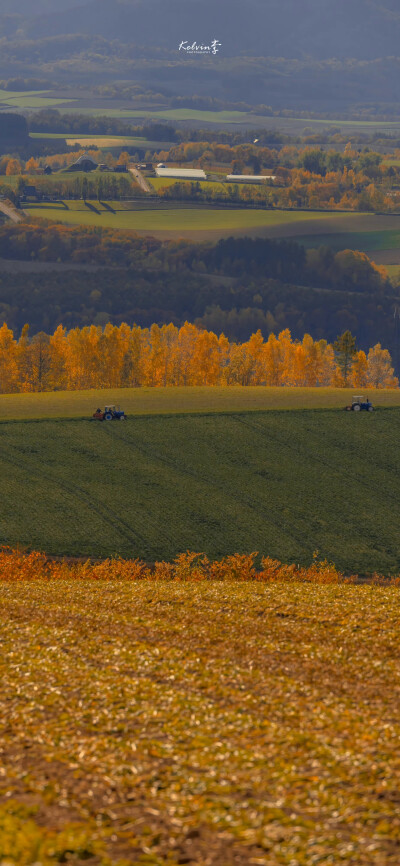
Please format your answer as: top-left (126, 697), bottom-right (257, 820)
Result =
top-left (22, 199), bottom-right (400, 256)
top-left (25, 200), bottom-right (361, 238)
top-left (0, 406), bottom-right (399, 573)
top-left (28, 101), bottom-right (400, 132)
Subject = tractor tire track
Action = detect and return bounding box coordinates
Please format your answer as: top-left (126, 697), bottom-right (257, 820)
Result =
top-left (99, 424), bottom-right (197, 552)
top-left (0, 442), bottom-right (146, 551)
top-left (233, 414), bottom-right (400, 509)
top-left (104, 422), bottom-right (308, 550)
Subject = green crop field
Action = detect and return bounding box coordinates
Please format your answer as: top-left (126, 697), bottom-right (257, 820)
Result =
top-left (22, 198), bottom-right (400, 247)
top-left (1, 398), bottom-right (400, 572)
top-left (291, 226), bottom-right (400, 268)
top-left (25, 200), bottom-right (357, 235)
top-left (296, 229), bottom-right (400, 253)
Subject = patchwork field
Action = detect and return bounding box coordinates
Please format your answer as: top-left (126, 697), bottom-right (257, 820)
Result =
top-left (2, 572), bottom-right (399, 865)
top-left (55, 104), bottom-right (400, 133)
top-left (5, 88), bottom-right (400, 132)
top-left (0, 404), bottom-right (399, 572)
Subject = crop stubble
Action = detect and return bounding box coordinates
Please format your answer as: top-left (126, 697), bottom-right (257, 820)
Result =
top-left (0, 573), bottom-right (399, 865)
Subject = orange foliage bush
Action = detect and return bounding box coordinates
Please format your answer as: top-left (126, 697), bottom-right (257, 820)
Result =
top-left (0, 546), bottom-right (394, 583)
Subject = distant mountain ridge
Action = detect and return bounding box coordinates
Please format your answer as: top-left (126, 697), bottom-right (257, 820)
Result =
top-left (18, 0), bottom-right (400, 60)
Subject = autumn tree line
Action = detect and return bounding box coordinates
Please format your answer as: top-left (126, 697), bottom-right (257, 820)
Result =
top-left (0, 148), bottom-right (129, 177)
top-left (151, 141), bottom-right (400, 212)
top-left (3, 136), bottom-right (400, 212)
top-left (153, 142), bottom-right (400, 213)
top-left (0, 322), bottom-right (396, 394)
top-left (0, 150), bottom-right (139, 204)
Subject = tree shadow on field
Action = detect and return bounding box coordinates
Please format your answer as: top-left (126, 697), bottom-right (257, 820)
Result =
top-left (100, 201), bottom-right (116, 213)
top-left (84, 201), bottom-right (100, 214)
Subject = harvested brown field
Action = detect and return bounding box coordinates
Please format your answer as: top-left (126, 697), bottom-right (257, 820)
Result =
top-left (1, 549), bottom-right (400, 865)
top-left (65, 137), bottom-right (144, 147)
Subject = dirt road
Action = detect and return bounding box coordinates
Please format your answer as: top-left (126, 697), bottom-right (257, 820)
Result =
top-left (128, 165), bottom-right (153, 193)
top-left (0, 199), bottom-right (28, 223)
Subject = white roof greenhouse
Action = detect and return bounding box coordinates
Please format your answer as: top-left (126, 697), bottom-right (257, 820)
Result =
top-left (155, 167), bottom-right (207, 179)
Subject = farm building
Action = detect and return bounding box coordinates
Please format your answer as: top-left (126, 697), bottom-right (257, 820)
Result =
top-left (65, 152), bottom-right (99, 172)
top-left (225, 174), bottom-right (276, 183)
top-left (20, 185), bottom-right (43, 202)
top-left (155, 167), bottom-right (207, 180)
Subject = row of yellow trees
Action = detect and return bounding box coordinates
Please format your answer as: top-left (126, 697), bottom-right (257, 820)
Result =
top-left (0, 322), bottom-right (396, 393)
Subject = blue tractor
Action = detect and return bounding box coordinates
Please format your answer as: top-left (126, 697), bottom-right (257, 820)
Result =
top-left (92, 405), bottom-right (127, 421)
top-left (345, 396), bottom-right (374, 412)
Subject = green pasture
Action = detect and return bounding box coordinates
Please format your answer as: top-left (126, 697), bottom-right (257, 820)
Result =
top-left (0, 89), bottom-right (74, 109)
top-left (0, 88), bottom-right (48, 100)
top-left (149, 177), bottom-right (227, 191)
top-left (148, 177), bottom-right (262, 192)
top-left (63, 106), bottom-right (400, 131)
top-left (12, 196), bottom-right (400, 252)
top-left (25, 200), bottom-right (353, 233)
top-left (384, 264), bottom-right (400, 279)
top-left (0, 386), bottom-right (399, 421)
top-left (1, 406), bottom-right (400, 572)
top-left (0, 175), bottom-right (19, 189)
top-left (78, 107), bottom-right (258, 123)
top-left (296, 229), bottom-right (400, 253)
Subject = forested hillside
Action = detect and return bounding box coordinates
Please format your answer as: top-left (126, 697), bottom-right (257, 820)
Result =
top-left (18, 0), bottom-right (400, 61)
top-left (0, 113), bottom-right (29, 149)
top-left (4, 1), bottom-right (400, 113)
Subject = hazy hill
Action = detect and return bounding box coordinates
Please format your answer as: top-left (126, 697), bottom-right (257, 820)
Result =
top-left (3, 0), bottom-right (400, 114)
top-left (3, 0), bottom-right (81, 12)
top-left (22, 0), bottom-right (400, 60)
